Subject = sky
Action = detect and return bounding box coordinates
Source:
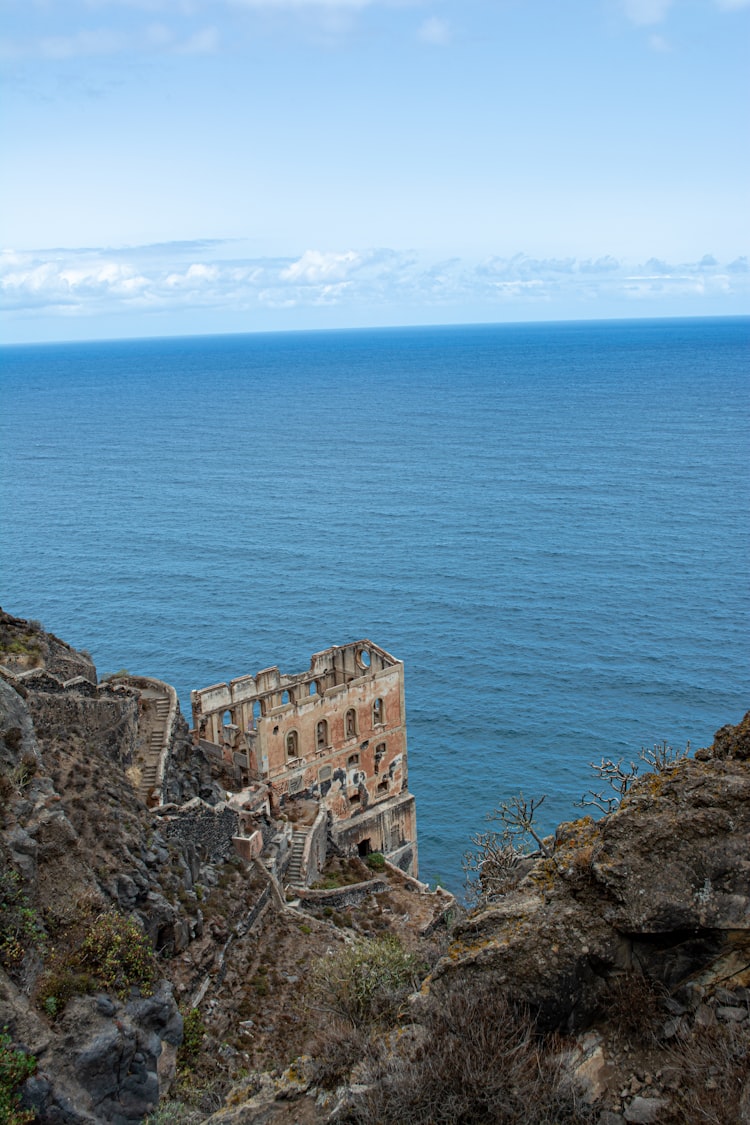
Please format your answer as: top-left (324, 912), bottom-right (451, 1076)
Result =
top-left (1, 0), bottom-right (749, 342)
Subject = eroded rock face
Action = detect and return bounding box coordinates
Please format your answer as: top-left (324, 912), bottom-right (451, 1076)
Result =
top-left (429, 713), bottom-right (750, 1031)
top-left (1, 624), bottom-right (187, 1124)
top-left (3, 980), bottom-right (182, 1125)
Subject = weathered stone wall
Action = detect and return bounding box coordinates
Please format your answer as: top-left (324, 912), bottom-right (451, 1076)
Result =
top-left (296, 877), bottom-right (389, 912)
top-left (20, 673), bottom-right (140, 769)
top-left (333, 791), bottom-right (418, 875)
top-left (301, 807), bottom-right (328, 887)
top-left (157, 800), bottom-right (241, 865)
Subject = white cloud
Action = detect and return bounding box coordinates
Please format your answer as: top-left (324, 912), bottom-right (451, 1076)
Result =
top-left (1, 244), bottom-right (747, 323)
top-left (621, 0), bottom-right (674, 25)
top-left (417, 17), bottom-right (451, 46)
top-left (281, 249), bottom-right (364, 283)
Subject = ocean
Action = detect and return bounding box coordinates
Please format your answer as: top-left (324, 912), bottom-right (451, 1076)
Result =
top-left (1, 316), bottom-right (748, 893)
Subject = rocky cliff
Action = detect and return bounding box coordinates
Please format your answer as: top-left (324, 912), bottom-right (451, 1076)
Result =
top-left (0, 611), bottom-right (450, 1124)
top-left (1, 610), bottom-right (747, 1125)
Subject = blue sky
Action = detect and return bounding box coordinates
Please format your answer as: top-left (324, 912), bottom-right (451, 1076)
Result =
top-left (1, 0), bottom-right (748, 342)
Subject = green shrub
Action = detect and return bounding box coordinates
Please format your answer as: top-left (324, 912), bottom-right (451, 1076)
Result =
top-left (75, 911), bottom-right (155, 999)
top-left (0, 871), bottom-right (43, 971)
top-left (37, 971), bottom-right (96, 1020)
top-left (144, 1100), bottom-right (204, 1125)
top-left (0, 1028), bottom-right (36, 1125)
top-left (365, 852), bottom-right (386, 871)
top-left (309, 935), bottom-right (423, 1027)
top-left (37, 906), bottom-right (155, 1016)
top-left (178, 1008), bottom-right (206, 1071)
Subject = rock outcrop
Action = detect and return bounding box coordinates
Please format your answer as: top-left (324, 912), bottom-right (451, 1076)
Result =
top-left (2, 609), bottom-right (747, 1124)
top-left (417, 715), bottom-right (750, 1122)
top-left (0, 611), bottom-right (450, 1124)
top-left (429, 731), bottom-right (749, 1027)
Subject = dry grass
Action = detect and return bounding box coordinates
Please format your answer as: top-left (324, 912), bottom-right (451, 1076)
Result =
top-left (351, 983), bottom-right (591, 1125)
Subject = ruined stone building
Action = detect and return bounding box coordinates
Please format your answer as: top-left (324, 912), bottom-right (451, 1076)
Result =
top-left (191, 641), bottom-right (418, 877)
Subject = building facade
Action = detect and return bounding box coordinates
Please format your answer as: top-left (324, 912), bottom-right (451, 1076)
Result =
top-left (190, 641), bottom-right (418, 875)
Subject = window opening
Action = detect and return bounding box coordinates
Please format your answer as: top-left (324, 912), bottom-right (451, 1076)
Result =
top-left (316, 719), bottom-right (329, 749)
top-left (346, 708), bottom-right (357, 738)
top-left (286, 730), bottom-right (299, 758)
top-left (373, 698), bottom-right (384, 725)
top-left (347, 753), bottom-right (360, 767)
top-left (309, 680), bottom-right (318, 695)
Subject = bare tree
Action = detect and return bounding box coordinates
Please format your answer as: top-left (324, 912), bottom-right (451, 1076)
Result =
top-left (463, 792), bottom-right (552, 904)
top-left (640, 739), bottom-right (689, 772)
top-left (575, 757), bottom-right (640, 815)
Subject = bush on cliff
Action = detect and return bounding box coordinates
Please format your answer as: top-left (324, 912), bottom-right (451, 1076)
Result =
top-left (354, 983), bottom-right (589, 1125)
top-left (309, 935), bottom-right (423, 1028)
top-left (38, 902), bottom-right (156, 1016)
top-left (0, 1030), bottom-right (36, 1125)
top-left (0, 870), bottom-right (43, 975)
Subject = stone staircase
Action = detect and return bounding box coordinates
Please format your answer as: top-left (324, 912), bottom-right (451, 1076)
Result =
top-left (286, 829), bottom-right (308, 888)
top-left (138, 692), bottom-right (171, 805)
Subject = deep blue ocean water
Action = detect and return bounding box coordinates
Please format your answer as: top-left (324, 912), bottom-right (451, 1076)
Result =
top-left (1, 317), bottom-right (748, 893)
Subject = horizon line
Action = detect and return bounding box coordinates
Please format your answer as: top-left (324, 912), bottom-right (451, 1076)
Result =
top-left (2, 311), bottom-right (748, 351)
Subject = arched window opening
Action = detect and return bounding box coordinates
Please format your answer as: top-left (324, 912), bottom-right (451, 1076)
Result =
top-left (372, 698), bottom-right (384, 726)
top-left (345, 708), bottom-right (357, 738)
top-left (316, 719), bottom-right (329, 749)
top-left (286, 730), bottom-right (299, 758)
top-left (252, 700), bottom-right (262, 724)
top-left (223, 709), bottom-right (232, 726)
top-left (281, 690), bottom-right (290, 706)
top-left (374, 742), bottom-right (386, 773)
top-left (309, 681), bottom-right (318, 696)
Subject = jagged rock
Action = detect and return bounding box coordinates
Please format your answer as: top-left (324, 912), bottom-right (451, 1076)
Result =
top-left (0, 675), bottom-right (40, 770)
top-left (707, 710), bottom-right (750, 760)
top-left (428, 714), bottom-right (750, 1031)
top-left (623, 1095), bottom-right (669, 1123)
top-left (20, 987), bottom-right (180, 1124)
top-left (203, 1065), bottom-right (321, 1125)
top-left (4, 610), bottom-right (749, 1123)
